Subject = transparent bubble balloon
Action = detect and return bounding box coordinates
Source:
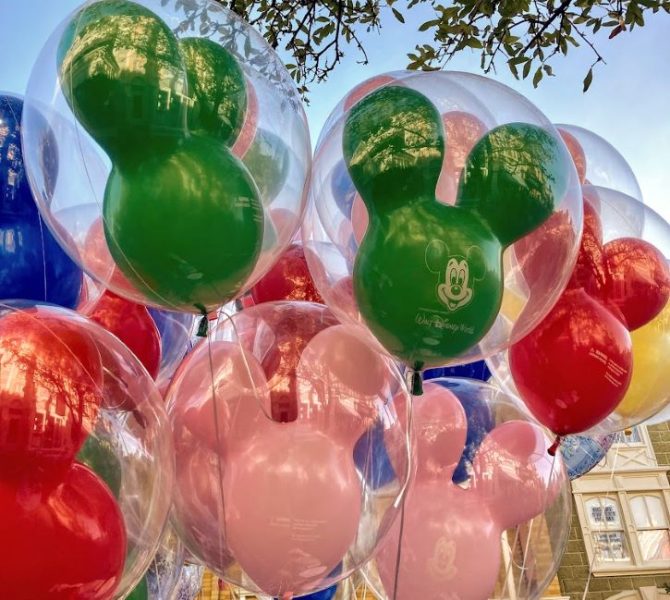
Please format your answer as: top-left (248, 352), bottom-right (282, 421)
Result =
top-left (488, 187), bottom-right (670, 435)
top-left (361, 378), bottom-right (571, 600)
top-left (556, 124), bottom-right (643, 201)
top-left (303, 71), bottom-right (582, 373)
top-left (0, 303), bottom-right (173, 599)
top-left (220, 571), bottom-right (364, 599)
top-left (166, 301), bottom-right (412, 598)
top-left (22, 0), bottom-right (311, 314)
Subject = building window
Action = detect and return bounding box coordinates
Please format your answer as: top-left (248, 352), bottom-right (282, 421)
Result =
top-left (572, 425), bottom-right (670, 576)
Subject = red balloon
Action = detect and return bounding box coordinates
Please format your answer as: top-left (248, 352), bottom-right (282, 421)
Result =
top-left (250, 244), bottom-right (324, 305)
top-left (510, 289), bottom-right (633, 435)
top-left (87, 290), bottom-right (161, 379)
top-left (0, 462), bottom-right (126, 600)
top-left (601, 237), bottom-right (670, 330)
top-left (566, 198), bottom-right (607, 299)
top-left (0, 311), bottom-right (103, 481)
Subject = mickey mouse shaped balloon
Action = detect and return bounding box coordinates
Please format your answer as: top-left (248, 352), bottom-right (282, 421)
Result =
top-left (24, 0), bottom-right (310, 316)
top-left (371, 381), bottom-right (567, 600)
top-left (342, 85), bottom-right (572, 386)
top-left (168, 302), bottom-right (411, 598)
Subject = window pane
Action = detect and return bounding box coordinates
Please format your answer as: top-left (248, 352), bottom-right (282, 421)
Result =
top-left (586, 497), bottom-right (622, 528)
top-left (593, 532), bottom-right (630, 561)
top-left (638, 530), bottom-right (670, 562)
top-left (631, 495), bottom-right (668, 528)
top-left (615, 428), bottom-right (642, 444)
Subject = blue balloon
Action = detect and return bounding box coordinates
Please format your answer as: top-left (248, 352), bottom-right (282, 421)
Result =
top-left (560, 433), bottom-right (615, 480)
top-left (275, 564), bottom-right (341, 600)
top-left (423, 360), bottom-right (491, 381)
top-left (353, 421), bottom-right (397, 489)
top-left (427, 377), bottom-right (495, 483)
top-left (0, 94), bottom-right (82, 307)
top-left (148, 307), bottom-right (194, 378)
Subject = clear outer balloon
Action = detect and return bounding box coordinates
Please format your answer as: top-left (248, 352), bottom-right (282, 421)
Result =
top-left (560, 433), bottom-right (615, 480)
top-left (137, 525), bottom-right (187, 600)
top-left (22, 0), bottom-right (311, 314)
top-left (489, 187), bottom-right (670, 434)
top-left (363, 379), bottom-right (571, 600)
top-left (167, 302), bottom-right (412, 598)
top-left (303, 70), bottom-right (582, 370)
top-left (172, 563), bottom-right (205, 600)
top-left (555, 124), bottom-right (643, 202)
top-left (0, 303), bottom-right (173, 599)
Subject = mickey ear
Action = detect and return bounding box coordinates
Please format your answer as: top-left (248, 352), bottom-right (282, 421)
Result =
top-left (457, 123), bottom-right (571, 247)
top-left (472, 421), bottom-right (564, 531)
top-left (425, 240), bottom-right (449, 273)
top-left (342, 86), bottom-right (444, 212)
top-left (180, 38), bottom-right (249, 146)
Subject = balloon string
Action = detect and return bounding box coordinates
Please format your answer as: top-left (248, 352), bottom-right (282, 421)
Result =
top-left (548, 435), bottom-right (562, 457)
top-left (391, 379), bottom-right (417, 599)
top-left (196, 304), bottom-right (209, 338)
top-left (514, 450), bottom-right (560, 593)
top-left (581, 440), bottom-right (622, 600)
top-left (204, 320), bottom-right (229, 567)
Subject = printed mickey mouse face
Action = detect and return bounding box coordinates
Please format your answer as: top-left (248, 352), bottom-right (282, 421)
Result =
top-left (343, 85), bottom-right (571, 371)
top-left (376, 383), bottom-right (564, 600)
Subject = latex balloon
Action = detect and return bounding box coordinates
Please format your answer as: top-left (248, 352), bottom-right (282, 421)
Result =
top-left (126, 576), bottom-right (149, 600)
top-left (58, 1), bottom-right (264, 311)
top-left (86, 290), bottom-right (161, 379)
top-left (179, 37), bottom-right (247, 143)
top-left (102, 135), bottom-right (264, 311)
top-left (510, 288), bottom-right (633, 435)
top-left (251, 244), bottom-right (323, 304)
top-left (427, 376), bottom-right (495, 484)
top-left (0, 94), bottom-right (82, 307)
top-left (600, 238), bottom-right (670, 330)
top-left (615, 300), bottom-right (670, 419)
top-left (558, 128), bottom-right (587, 184)
top-left (0, 310), bottom-right (103, 481)
top-left (376, 383), bottom-right (562, 599)
top-left (242, 129), bottom-right (292, 204)
top-left (168, 303), bottom-right (410, 598)
top-left (0, 462), bottom-right (126, 600)
top-left (344, 85), bottom-right (570, 371)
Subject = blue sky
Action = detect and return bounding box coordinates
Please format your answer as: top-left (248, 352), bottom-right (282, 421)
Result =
top-left (2, 0), bottom-right (668, 220)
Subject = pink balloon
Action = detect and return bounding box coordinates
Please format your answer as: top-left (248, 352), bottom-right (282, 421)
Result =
top-left (344, 75), bottom-right (398, 111)
top-left (436, 111), bottom-right (487, 206)
top-left (224, 425), bottom-right (361, 597)
top-left (351, 195), bottom-right (368, 247)
top-left (377, 384), bottom-right (563, 600)
top-left (170, 322), bottom-right (386, 596)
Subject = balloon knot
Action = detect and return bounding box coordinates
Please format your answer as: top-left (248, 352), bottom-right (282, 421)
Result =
top-left (195, 304), bottom-right (208, 337)
top-left (411, 369), bottom-right (423, 396)
top-left (548, 435), bottom-right (562, 457)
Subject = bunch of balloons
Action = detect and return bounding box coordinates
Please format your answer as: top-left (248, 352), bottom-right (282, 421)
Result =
top-left (1, 0), bottom-right (668, 599)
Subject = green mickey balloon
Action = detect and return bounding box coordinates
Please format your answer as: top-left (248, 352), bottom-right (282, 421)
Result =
top-left (58, 0), bottom-right (264, 312)
top-left (343, 85), bottom-right (570, 376)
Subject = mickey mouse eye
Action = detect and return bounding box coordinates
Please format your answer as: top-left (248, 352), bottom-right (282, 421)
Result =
top-left (450, 269), bottom-right (458, 285)
top-left (458, 268), bottom-right (466, 285)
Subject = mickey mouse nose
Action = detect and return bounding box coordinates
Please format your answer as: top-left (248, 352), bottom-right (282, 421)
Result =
top-left (451, 284), bottom-right (462, 296)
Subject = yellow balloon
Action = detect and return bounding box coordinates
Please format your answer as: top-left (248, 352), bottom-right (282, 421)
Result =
top-left (615, 300), bottom-right (670, 419)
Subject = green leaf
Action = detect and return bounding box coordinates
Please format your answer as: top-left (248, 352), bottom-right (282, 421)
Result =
top-left (532, 67), bottom-right (543, 87)
top-left (522, 59), bottom-right (532, 78)
top-left (583, 67), bottom-right (593, 92)
top-left (392, 7), bottom-right (405, 23)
